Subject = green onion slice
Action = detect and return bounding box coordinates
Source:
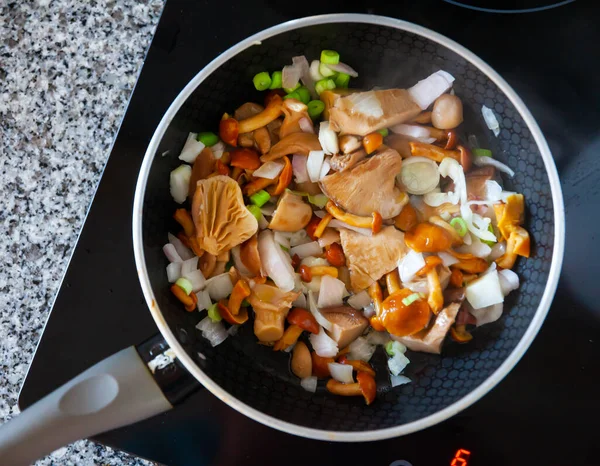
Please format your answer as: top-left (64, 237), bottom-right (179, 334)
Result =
top-left (402, 292), bottom-right (422, 307)
top-left (334, 72), bottom-right (350, 89)
top-left (473, 148), bottom-right (493, 158)
top-left (320, 50), bottom-right (340, 65)
top-left (207, 303), bottom-right (222, 323)
top-left (307, 100), bottom-right (325, 119)
top-left (175, 277), bottom-right (193, 295)
top-left (253, 71), bottom-right (272, 91)
top-left (247, 204), bottom-right (262, 221)
top-left (249, 189), bottom-right (270, 207)
top-left (269, 71), bottom-right (283, 89)
top-left (450, 217), bottom-right (468, 237)
top-left (197, 132), bottom-right (219, 146)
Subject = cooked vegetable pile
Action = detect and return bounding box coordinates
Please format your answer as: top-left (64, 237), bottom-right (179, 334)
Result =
top-left (164, 51), bottom-right (530, 405)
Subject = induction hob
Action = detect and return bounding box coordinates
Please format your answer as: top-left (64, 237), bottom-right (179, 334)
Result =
top-left (19, 1), bottom-right (600, 465)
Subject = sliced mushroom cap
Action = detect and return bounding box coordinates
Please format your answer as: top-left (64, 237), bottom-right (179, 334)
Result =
top-left (192, 175), bottom-right (258, 256)
top-left (329, 89), bottom-right (421, 136)
top-left (329, 148), bottom-right (367, 172)
top-left (320, 305), bottom-right (369, 349)
top-left (392, 302), bottom-right (460, 354)
top-left (340, 226), bottom-right (408, 292)
top-left (247, 283), bottom-right (300, 342)
top-left (320, 147), bottom-right (408, 219)
top-left (268, 190), bottom-right (312, 232)
top-left (279, 98), bottom-right (312, 139)
top-left (261, 132), bottom-right (322, 162)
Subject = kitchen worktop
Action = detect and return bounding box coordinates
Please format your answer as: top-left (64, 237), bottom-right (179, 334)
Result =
top-left (0, 1), bottom-right (164, 463)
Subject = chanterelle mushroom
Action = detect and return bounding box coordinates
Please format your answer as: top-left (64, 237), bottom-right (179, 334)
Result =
top-left (340, 226), bottom-right (408, 292)
top-left (261, 132), bottom-right (322, 162)
top-left (268, 190), bottom-right (312, 232)
top-left (247, 283), bottom-right (300, 342)
top-left (320, 147), bottom-right (408, 219)
top-left (192, 175), bottom-right (258, 256)
top-left (279, 98), bottom-right (312, 139)
top-left (328, 89), bottom-right (421, 136)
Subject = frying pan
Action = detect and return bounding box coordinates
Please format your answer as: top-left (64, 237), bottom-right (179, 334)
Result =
top-left (0, 14), bottom-right (564, 465)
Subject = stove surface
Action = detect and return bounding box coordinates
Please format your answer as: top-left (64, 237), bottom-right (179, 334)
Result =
top-left (20, 1), bottom-right (599, 465)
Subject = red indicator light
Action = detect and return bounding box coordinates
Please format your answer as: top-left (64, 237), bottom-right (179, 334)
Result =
top-left (450, 449), bottom-right (471, 466)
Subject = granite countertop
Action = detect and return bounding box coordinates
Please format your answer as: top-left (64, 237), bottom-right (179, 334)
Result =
top-left (1, 1), bottom-right (164, 464)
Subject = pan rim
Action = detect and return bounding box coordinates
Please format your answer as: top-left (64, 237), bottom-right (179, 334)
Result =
top-left (132, 13), bottom-right (565, 442)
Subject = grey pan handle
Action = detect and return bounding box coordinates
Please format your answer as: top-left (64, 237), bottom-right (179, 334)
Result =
top-left (0, 346), bottom-right (173, 466)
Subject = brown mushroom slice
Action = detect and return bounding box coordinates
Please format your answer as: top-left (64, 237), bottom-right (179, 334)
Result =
top-left (188, 146), bottom-right (216, 197)
top-left (329, 148), bottom-right (367, 172)
top-left (192, 175), bottom-right (258, 256)
top-left (338, 135), bottom-right (362, 154)
top-left (320, 147), bottom-right (407, 219)
top-left (320, 305), bottom-right (369, 349)
top-left (329, 89), bottom-right (421, 137)
top-left (261, 132), bottom-right (322, 162)
top-left (247, 283), bottom-right (300, 342)
top-left (234, 102), bottom-right (264, 120)
top-left (393, 302), bottom-right (460, 354)
top-left (279, 98), bottom-right (312, 139)
top-left (239, 234), bottom-right (262, 277)
top-left (268, 190), bottom-right (312, 232)
top-left (340, 226), bottom-right (408, 292)
top-left (253, 126), bottom-right (271, 155)
top-left (295, 180), bottom-right (323, 195)
top-left (384, 134), bottom-right (412, 158)
top-left (320, 88), bottom-right (357, 120)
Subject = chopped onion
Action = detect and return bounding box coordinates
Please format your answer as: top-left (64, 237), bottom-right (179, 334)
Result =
top-left (348, 337), bottom-right (376, 362)
top-left (362, 303), bottom-right (376, 318)
top-left (489, 241), bottom-right (507, 261)
top-left (473, 156), bottom-right (515, 177)
top-left (166, 262), bottom-right (182, 283)
top-left (390, 374), bottom-right (412, 387)
top-left (258, 230), bottom-right (296, 292)
top-left (168, 233), bottom-right (195, 260)
top-left (210, 141), bottom-right (225, 159)
top-left (309, 326), bottom-right (338, 357)
top-left (466, 270), bottom-right (504, 309)
top-left (307, 150), bottom-right (325, 182)
top-left (260, 204), bottom-right (276, 216)
top-left (301, 257), bottom-right (329, 268)
top-left (390, 124), bottom-right (431, 139)
top-left (398, 156), bottom-right (440, 195)
top-left (195, 289), bottom-right (212, 312)
top-left (298, 117), bottom-right (315, 133)
top-left (438, 251), bottom-right (459, 267)
top-left (205, 273), bottom-right (233, 301)
top-left (304, 276), bottom-right (322, 293)
top-left (318, 275), bottom-right (346, 308)
top-left (301, 376), bottom-right (318, 393)
top-left (318, 158), bottom-right (331, 181)
top-left (309, 59), bottom-right (324, 81)
top-left (388, 351), bottom-right (410, 376)
top-left (328, 363), bottom-right (354, 383)
top-left (317, 228), bottom-right (340, 248)
top-left (470, 303), bottom-right (503, 327)
top-left (499, 269), bottom-right (520, 296)
top-left (460, 204), bottom-right (496, 242)
top-left (294, 56), bottom-right (318, 100)
top-left (178, 132), bottom-right (205, 163)
top-left (482, 105), bottom-right (500, 137)
top-left (183, 269), bottom-right (206, 293)
top-left (292, 154), bottom-right (309, 184)
top-left (408, 70), bottom-right (455, 110)
top-left (308, 290), bottom-right (333, 331)
top-left (169, 164), bottom-right (192, 204)
top-left (328, 219), bottom-right (372, 236)
top-left (253, 160), bottom-right (284, 179)
top-left (274, 231), bottom-right (291, 251)
top-left (282, 62), bottom-right (302, 90)
top-left (403, 277), bottom-right (430, 294)
top-left (485, 180), bottom-right (516, 202)
top-left (318, 121), bottom-right (339, 155)
top-left (456, 234), bottom-right (492, 258)
top-left (344, 91), bottom-right (383, 118)
top-left (424, 157), bottom-right (466, 206)
top-left (293, 292), bottom-right (307, 308)
top-left (181, 256), bottom-right (199, 275)
top-left (228, 325), bottom-right (240, 336)
top-left (163, 243), bottom-right (183, 263)
top-left (347, 290), bottom-right (371, 310)
top-left (463, 231), bottom-right (473, 245)
top-left (257, 212), bottom-right (269, 230)
top-left (325, 61), bottom-right (358, 77)
top-left (288, 229), bottom-right (311, 247)
top-left (365, 330), bottom-right (390, 346)
top-left (196, 316), bottom-right (228, 347)
top-left (290, 241), bottom-right (322, 259)
top-left (398, 250), bottom-right (426, 283)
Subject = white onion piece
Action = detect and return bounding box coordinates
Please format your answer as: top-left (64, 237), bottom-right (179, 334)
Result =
top-left (288, 229), bottom-right (311, 247)
top-left (294, 56), bottom-right (318, 100)
top-left (324, 61), bottom-right (358, 77)
top-left (196, 317), bottom-right (228, 347)
top-left (205, 273), bottom-right (233, 301)
top-left (319, 158), bottom-right (331, 181)
top-left (388, 351), bottom-right (410, 376)
top-left (273, 231), bottom-right (291, 251)
top-left (473, 156), bottom-right (515, 177)
top-left (309, 326), bottom-right (339, 357)
top-left (463, 231), bottom-right (473, 245)
top-left (456, 234), bottom-right (492, 258)
top-left (210, 141), bottom-right (225, 159)
top-left (391, 374), bottom-right (412, 387)
top-left (184, 269), bottom-right (206, 293)
top-left (328, 219), bottom-right (373, 236)
top-left (408, 70), bottom-right (455, 110)
top-left (301, 376), bottom-right (318, 393)
top-left (344, 91), bottom-right (383, 118)
top-left (466, 270), bottom-right (504, 309)
top-left (317, 228), bottom-right (340, 248)
top-left (390, 124), bottom-right (431, 139)
top-left (362, 303), bottom-right (376, 318)
top-left (489, 241), bottom-right (507, 260)
top-left (308, 290), bottom-right (333, 332)
top-left (163, 243), bottom-right (183, 263)
top-left (328, 363), bottom-right (354, 383)
top-left (301, 257), bottom-right (329, 268)
top-left (424, 157), bottom-right (467, 207)
top-left (460, 204), bottom-right (496, 242)
top-left (398, 250), bottom-right (426, 283)
top-left (348, 337), bottom-right (376, 362)
top-left (195, 289), bottom-right (212, 312)
top-left (258, 230), bottom-right (296, 291)
top-left (260, 204), bottom-right (276, 216)
top-left (228, 325), bottom-right (240, 337)
top-left (169, 164), bottom-right (192, 204)
top-left (298, 117), bottom-right (315, 133)
top-left (347, 290), bottom-right (371, 310)
top-left (304, 276), bottom-right (322, 293)
top-left (365, 330), bottom-right (390, 346)
top-left (181, 256), bottom-right (199, 275)
top-left (399, 156), bottom-right (440, 195)
top-left (318, 275), bottom-right (346, 308)
top-left (481, 105), bottom-right (500, 137)
top-left (290, 241), bottom-right (322, 259)
top-left (499, 269), bottom-right (520, 296)
top-left (318, 121), bottom-right (339, 155)
top-left (309, 59), bottom-right (324, 81)
top-left (168, 233), bottom-right (194, 260)
top-left (485, 180), bottom-right (516, 202)
top-left (421, 137), bottom-right (437, 144)
top-left (166, 262), bottom-right (182, 283)
top-left (470, 303), bottom-right (503, 327)
top-left (257, 212), bottom-right (269, 230)
top-left (292, 154), bottom-right (309, 184)
top-left (293, 292), bottom-right (307, 308)
top-left (438, 251), bottom-right (459, 267)
top-left (253, 160), bottom-right (284, 179)
top-left (402, 278), bottom-right (430, 294)
top-left (307, 150), bottom-right (325, 182)
top-left (282, 62), bottom-right (302, 89)
top-left (178, 132), bottom-right (205, 163)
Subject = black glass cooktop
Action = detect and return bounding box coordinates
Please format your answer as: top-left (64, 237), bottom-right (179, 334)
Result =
top-left (19, 1), bottom-right (599, 465)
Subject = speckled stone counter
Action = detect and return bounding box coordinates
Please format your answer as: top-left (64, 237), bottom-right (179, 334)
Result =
top-left (0, 1), bottom-right (164, 464)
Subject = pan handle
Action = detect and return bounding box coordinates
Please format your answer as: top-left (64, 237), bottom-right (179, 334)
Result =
top-left (0, 345), bottom-right (174, 466)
